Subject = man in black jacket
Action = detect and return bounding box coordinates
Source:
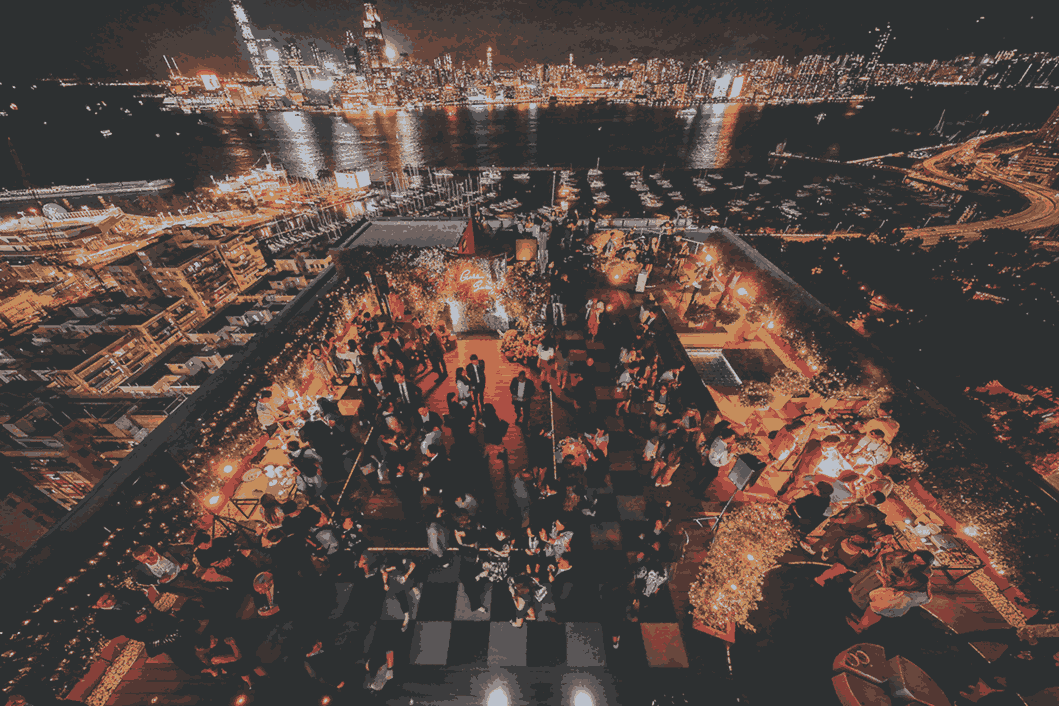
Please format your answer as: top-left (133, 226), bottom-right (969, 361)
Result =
top-left (422, 443), bottom-right (451, 500)
top-left (786, 481), bottom-right (834, 536)
top-left (92, 589), bottom-right (204, 674)
top-left (546, 554), bottom-right (581, 621)
top-left (131, 544), bottom-right (219, 600)
top-left (466, 354), bottom-right (486, 413)
top-left (413, 404), bottom-right (443, 437)
top-left (391, 372), bottom-right (423, 421)
top-left (424, 325), bottom-right (447, 379)
top-left (509, 370), bottom-right (536, 424)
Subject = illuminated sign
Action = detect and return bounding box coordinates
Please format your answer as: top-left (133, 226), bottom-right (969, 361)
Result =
top-left (729, 76), bottom-right (745, 99)
top-left (460, 268), bottom-right (494, 293)
top-left (712, 74), bottom-right (732, 99)
top-left (198, 72), bottom-right (221, 91)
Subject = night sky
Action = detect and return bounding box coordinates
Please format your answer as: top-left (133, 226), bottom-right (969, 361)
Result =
top-left (1, 0), bottom-right (1050, 80)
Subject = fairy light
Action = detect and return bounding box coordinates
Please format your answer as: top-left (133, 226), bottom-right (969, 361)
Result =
top-left (690, 504), bottom-right (795, 632)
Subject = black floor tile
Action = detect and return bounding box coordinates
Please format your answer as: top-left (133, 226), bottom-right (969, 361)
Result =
top-left (636, 586), bottom-right (678, 623)
top-left (610, 621), bottom-right (649, 668)
top-left (414, 583), bottom-right (458, 622)
top-left (445, 621), bottom-right (491, 666)
top-left (526, 622), bottom-right (567, 667)
top-left (490, 585), bottom-right (516, 622)
top-left (610, 472), bottom-right (649, 496)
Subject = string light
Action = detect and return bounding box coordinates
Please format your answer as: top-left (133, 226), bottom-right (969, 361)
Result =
top-left (690, 504), bottom-right (795, 633)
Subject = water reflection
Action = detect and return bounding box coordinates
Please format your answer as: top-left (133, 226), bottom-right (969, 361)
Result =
top-left (469, 104), bottom-right (491, 166)
top-left (394, 110), bottom-right (425, 170)
top-left (686, 103), bottom-right (743, 169)
top-left (246, 104), bottom-right (761, 178)
top-left (331, 117), bottom-right (369, 175)
top-left (526, 103), bottom-right (538, 165)
top-left (266, 111), bottom-right (325, 178)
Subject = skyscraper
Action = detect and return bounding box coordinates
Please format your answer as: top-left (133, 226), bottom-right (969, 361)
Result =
top-left (229, 0), bottom-right (267, 83)
top-left (1033, 103), bottom-right (1059, 148)
top-left (362, 3), bottom-right (387, 71)
top-left (863, 23), bottom-right (892, 85)
top-left (256, 38), bottom-right (288, 90)
top-left (344, 30), bottom-right (363, 75)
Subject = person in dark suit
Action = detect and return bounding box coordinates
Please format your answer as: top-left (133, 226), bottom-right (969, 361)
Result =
top-left (547, 554), bottom-right (581, 621)
top-left (365, 372), bottom-right (394, 406)
top-left (786, 482), bottom-right (834, 536)
top-left (413, 404), bottom-right (443, 437)
top-left (391, 460), bottom-right (424, 524)
top-left (466, 354), bottom-right (486, 413)
top-left (509, 370), bottom-right (536, 424)
top-left (391, 372), bottom-right (423, 420)
top-left (425, 325), bottom-right (447, 379)
top-left (92, 589), bottom-right (203, 676)
top-left (92, 589), bottom-right (179, 647)
top-left (567, 375), bottom-right (596, 414)
top-left (422, 443), bottom-right (451, 499)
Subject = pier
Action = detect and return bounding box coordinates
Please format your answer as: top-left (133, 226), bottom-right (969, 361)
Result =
top-left (0, 179), bottom-right (175, 205)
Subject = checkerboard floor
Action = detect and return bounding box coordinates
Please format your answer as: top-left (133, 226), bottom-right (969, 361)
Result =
top-left (307, 316), bottom-right (716, 705)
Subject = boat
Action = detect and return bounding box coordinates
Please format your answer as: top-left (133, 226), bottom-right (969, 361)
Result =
top-left (677, 107), bottom-right (697, 117)
top-left (435, 169), bottom-right (454, 178)
top-left (513, 173), bottom-right (530, 181)
top-left (100, 130), bottom-right (112, 138)
top-left (668, 192), bottom-right (684, 201)
top-left (758, 178), bottom-right (771, 185)
top-left (588, 159), bottom-right (602, 177)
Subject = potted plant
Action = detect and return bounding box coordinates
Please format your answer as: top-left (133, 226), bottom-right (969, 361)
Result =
top-left (738, 381), bottom-right (775, 410)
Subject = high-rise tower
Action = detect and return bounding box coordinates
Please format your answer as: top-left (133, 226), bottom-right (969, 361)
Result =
top-left (362, 3), bottom-right (387, 71)
top-left (230, 0), bottom-right (268, 83)
top-left (344, 31), bottom-right (363, 75)
top-left (863, 23), bottom-right (892, 85)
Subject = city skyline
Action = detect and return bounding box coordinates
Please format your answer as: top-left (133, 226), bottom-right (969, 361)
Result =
top-left (0, 0), bottom-right (1052, 80)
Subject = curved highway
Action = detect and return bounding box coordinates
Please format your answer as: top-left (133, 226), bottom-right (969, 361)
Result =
top-left (903, 133), bottom-right (1059, 246)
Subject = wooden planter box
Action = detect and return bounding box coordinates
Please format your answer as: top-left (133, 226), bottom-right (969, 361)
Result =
top-left (693, 618), bottom-right (736, 642)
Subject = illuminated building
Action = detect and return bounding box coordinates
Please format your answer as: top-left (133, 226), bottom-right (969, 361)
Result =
top-left (0, 208), bottom-right (135, 267)
top-left (712, 73), bottom-right (732, 99)
top-left (137, 241), bottom-right (241, 319)
top-left (229, 0), bottom-right (268, 83)
top-left (862, 23), bottom-right (891, 85)
top-left (257, 38), bottom-right (288, 90)
top-left (344, 31), bottom-right (363, 74)
top-left (362, 3), bottom-right (387, 71)
top-left (283, 41), bottom-right (313, 91)
top-left (728, 76), bottom-right (744, 100)
top-left (105, 255), bottom-right (164, 299)
top-left (1010, 103), bottom-right (1059, 185)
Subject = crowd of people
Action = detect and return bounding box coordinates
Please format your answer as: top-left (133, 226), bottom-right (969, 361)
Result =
top-left (75, 209), bottom-right (1038, 706)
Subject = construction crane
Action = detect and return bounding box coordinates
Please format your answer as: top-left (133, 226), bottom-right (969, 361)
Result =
top-left (8, 136), bottom-right (33, 189)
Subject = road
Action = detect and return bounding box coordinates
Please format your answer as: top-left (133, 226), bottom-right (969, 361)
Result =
top-left (903, 133), bottom-right (1059, 246)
